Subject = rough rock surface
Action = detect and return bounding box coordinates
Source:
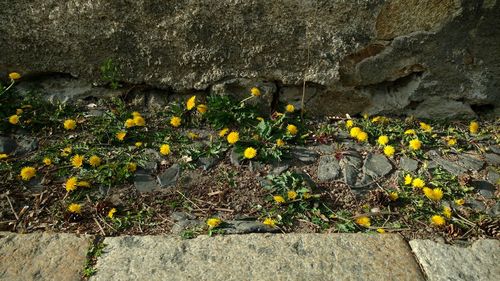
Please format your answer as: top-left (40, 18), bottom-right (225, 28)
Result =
top-left (91, 234), bottom-right (424, 281)
top-left (409, 239), bottom-right (500, 281)
top-left (1, 0), bottom-right (499, 117)
top-left (0, 232), bottom-right (91, 281)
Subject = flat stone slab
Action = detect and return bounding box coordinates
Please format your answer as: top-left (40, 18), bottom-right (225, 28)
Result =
top-left (409, 239), bottom-right (500, 281)
top-left (91, 234), bottom-right (424, 281)
top-left (0, 232), bottom-right (91, 281)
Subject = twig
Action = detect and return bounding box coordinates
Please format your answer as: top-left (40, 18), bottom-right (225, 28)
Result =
top-left (93, 217), bottom-right (106, 235)
top-left (351, 211), bottom-right (399, 219)
top-left (176, 190), bottom-right (204, 212)
top-left (97, 214), bottom-right (117, 232)
top-left (6, 196), bottom-right (19, 221)
top-left (214, 207), bottom-right (234, 213)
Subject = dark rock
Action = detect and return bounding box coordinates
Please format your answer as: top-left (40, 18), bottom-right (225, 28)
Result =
top-left (486, 169), bottom-right (500, 185)
top-left (158, 164), bottom-right (181, 188)
top-left (290, 147), bottom-right (319, 164)
top-left (363, 153), bottom-right (392, 178)
top-left (400, 156), bottom-right (418, 172)
top-left (229, 148), bottom-right (240, 167)
top-left (14, 136), bottom-right (38, 156)
top-left (134, 173), bottom-right (159, 193)
top-left (484, 153), bottom-right (500, 166)
top-left (340, 151), bottom-right (363, 186)
top-left (487, 202), bottom-right (500, 217)
top-left (142, 148), bottom-right (162, 172)
top-left (271, 164), bottom-right (289, 176)
top-left (457, 153), bottom-right (484, 172)
top-left (468, 200), bottom-right (487, 212)
top-left (0, 136), bottom-right (16, 154)
top-left (489, 145), bottom-right (500, 155)
top-left (221, 220), bottom-right (279, 234)
top-left (198, 156), bottom-right (219, 171)
top-left (471, 181), bottom-right (496, 198)
top-left (317, 155), bottom-right (341, 182)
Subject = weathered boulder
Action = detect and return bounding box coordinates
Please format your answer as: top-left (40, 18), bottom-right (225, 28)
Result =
top-left (1, 0), bottom-right (498, 118)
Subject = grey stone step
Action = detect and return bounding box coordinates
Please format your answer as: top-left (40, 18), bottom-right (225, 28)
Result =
top-left (409, 239), bottom-right (500, 281)
top-left (90, 233), bottom-right (424, 281)
top-left (0, 232), bottom-right (91, 281)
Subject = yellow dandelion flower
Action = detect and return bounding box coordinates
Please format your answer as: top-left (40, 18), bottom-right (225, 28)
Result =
top-left (430, 215), bottom-right (446, 226)
top-left (9, 72), bottom-right (21, 80)
top-left (356, 131), bottom-right (368, 142)
top-left (419, 122), bottom-right (432, 133)
top-left (303, 192), bottom-right (312, 199)
top-left (187, 132), bottom-right (199, 140)
top-left (0, 154), bottom-right (8, 160)
top-left (197, 104), bottom-right (208, 114)
top-left (124, 118), bottom-right (135, 128)
top-left (454, 198), bottom-right (465, 205)
top-left (8, 115), bottom-right (19, 125)
top-left (404, 129), bottom-right (416, 135)
top-left (127, 162), bottom-right (137, 172)
top-left (135, 142), bottom-right (143, 148)
top-left (89, 155), bottom-right (101, 167)
top-left (42, 157), bottom-right (51, 166)
top-left (71, 154), bottom-right (84, 168)
top-left (108, 208), bottom-right (117, 219)
top-left (273, 195), bottom-right (285, 204)
top-left (443, 207), bottom-right (452, 218)
top-left (469, 121), bottom-right (479, 134)
top-left (16, 108), bottom-right (23, 115)
top-left (61, 146), bottom-right (72, 157)
top-left (263, 218), bottom-right (277, 227)
top-left (383, 145), bottom-right (395, 157)
top-left (133, 115), bottom-right (145, 126)
top-left (20, 166), bottom-right (36, 181)
top-left (116, 131), bottom-right (126, 141)
top-left (243, 147), bottom-right (257, 159)
top-left (412, 178), bottom-right (425, 188)
top-left (160, 144), bottom-right (171, 156)
top-left (250, 87), bottom-right (261, 97)
top-left (388, 192), bottom-right (399, 201)
top-left (207, 218), bottom-right (222, 228)
top-left (423, 187), bottom-right (443, 201)
top-left (186, 95), bottom-right (196, 110)
top-left (170, 116), bottom-right (181, 127)
top-left (404, 174), bottom-right (413, 185)
top-left (287, 190), bottom-right (297, 200)
top-left (285, 104), bottom-right (295, 113)
top-left (377, 135), bottom-right (389, 146)
top-left (276, 139), bottom-right (285, 147)
top-left (446, 137), bottom-right (457, 146)
top-left (409, 139), bottom-right (422, 150)
top-left (132, 111), bottom-right (141, 117)
top-left (346, 120), bottom-right (354, 128)
top-left (287, 124), bottom-right (298, 136)
top-left (63, 119), bottom-right (76, 130)
top-left (218, 128), bottom-right (229, 137)
top-left (355, 216), bottom-right (371, 227)
top-left (227, 131), bottom-right (239, 144)
top-left (67, 203), bottom-right (81, 214)
top-left (376, 228), bottom-right (386, 234)
top-left (350, 127), bottom-right (362, 138)
top-left (65, 177), bottom-right (78, 192)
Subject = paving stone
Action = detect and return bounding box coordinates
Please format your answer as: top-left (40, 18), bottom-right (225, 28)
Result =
top-left (91, 234), bottom-right (424, 281)
top-left (363, 153), bottom-right (393, 178)
top-left (317, 155), bottom-right (341, 182)
top-left (400, 156), bottom-right (418, 172)
top-left (0, 232), bottom-right (91, 281)
top-left (158, 164), bottom-right (181, 188)
top-left (409, 239), bottom-right (500, 281)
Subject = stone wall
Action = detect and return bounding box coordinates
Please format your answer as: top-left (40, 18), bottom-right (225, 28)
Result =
top-left (1, 0), bottom-right (499, 118)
